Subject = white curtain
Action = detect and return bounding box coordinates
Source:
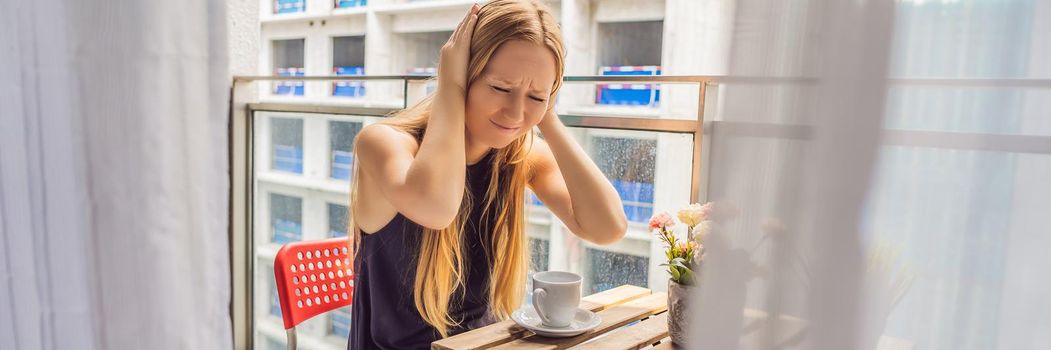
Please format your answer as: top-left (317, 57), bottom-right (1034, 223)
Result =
top-left (694, 0), bottom-right (1051, 349)
top-left (0, 0), bottom-right (231, 349)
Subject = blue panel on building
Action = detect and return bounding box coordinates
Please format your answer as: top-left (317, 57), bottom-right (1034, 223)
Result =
top-left (272, 219), bottom-right (302, 244)
top-left (331, 308), bottom-right (352, 337)
top-left (333, 66), bottom-right (366, 97)
top-left (273, 145), bottom-right (303, 173)
top-left (596, 66), bottom-right (661, 106)
top-left (331, 150), bottom-right (354, 180)
top-left (336, 0), bottom-right (367, 8)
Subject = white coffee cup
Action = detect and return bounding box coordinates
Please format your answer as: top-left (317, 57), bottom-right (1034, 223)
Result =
top-left (531, 271), bottom-right (582, 328)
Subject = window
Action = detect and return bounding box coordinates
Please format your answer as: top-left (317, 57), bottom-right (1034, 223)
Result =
top-left (585, 248), bottom-right (649, 294)
top-left (591, 136), bottom-right (657, 223)
top-left (397, 31), bottom-right (450, 95)
top-left (332, 36), bottom-right (366, 98)
top-left (268, 270), bottom-right (282, 318)
top-left (529, 238), bottom-right (550, 272)
top-left (272, 39), bottom-right (305, 96)
top-left (329, 121), bottom-right (362, 180)
top-left (244, 85), bottom-right (700, 349)
top-left (596, 21), bottom-right (663, 107)
top-left (252, 112), bottom-right (382, 349)
top-left (271, 117), bottom-right (303, 174)
top-left (270, 193), bottom-right (303, 244)
top-left (328, 203), bottom-right (349, 238)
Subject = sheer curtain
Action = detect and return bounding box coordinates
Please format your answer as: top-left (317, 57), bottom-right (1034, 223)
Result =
top-left (694, 0), bottom-right (1050, 349)
top-left (0, 0), bottom-right (231, 349)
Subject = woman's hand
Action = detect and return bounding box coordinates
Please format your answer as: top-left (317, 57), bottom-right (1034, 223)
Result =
top-left (437, 4), bottom-right (479, 94)
top-left (537, 97), bottom-right (563, 134)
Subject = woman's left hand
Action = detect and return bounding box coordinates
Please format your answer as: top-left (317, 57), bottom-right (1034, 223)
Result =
top-left (537, 101), bottom-right (561, 132)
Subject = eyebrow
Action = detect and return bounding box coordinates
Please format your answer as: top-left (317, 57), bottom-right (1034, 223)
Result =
top-left (487, 76), bottom-right (550, 96)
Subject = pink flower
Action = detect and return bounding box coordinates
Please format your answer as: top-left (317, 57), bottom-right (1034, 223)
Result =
top-left (649, 212), bottom-right (675, 231)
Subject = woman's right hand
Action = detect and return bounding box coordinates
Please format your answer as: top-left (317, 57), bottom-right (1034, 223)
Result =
top-left (437, 4), bottom-right (479, 94)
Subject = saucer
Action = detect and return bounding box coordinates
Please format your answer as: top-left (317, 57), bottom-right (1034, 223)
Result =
top-left (511, 307), bottom-right (601, 338)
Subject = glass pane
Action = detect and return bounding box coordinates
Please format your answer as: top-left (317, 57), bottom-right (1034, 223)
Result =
top-left (398, 31), bottom-right (448, 96)
top-left (271, 117), bottom-right (303, 174)
top-left (330, 121), bottom-right (362, 180)
top-left (270, 193), bottom-right (303, 244)
top-left (253, 112), bottom-right (381, 348)
top-left (591, 136), bottom-right (656, 223)
top-left (330, 306), bottom-right (352, 337)
top-left (529, 238), bottom-right (550, 272)
top-left (596, 21), bottom-right (663, 108)
top-left (585, 248), bottom-right (649, 294)
top-left (399, 31), bottom-right (447, 72)
top-left (598, 21), bottom-right (663, 67)
top-left (272, 39), bottom-right (305, 96)
top-left (332, 36), bottom-right (366, 98)
top-left (268, 271), bottom-right (282, 318)
top-left (526, 128), bottom-right (694, 294)
top-left (329, 203), bottom-right (349, 238)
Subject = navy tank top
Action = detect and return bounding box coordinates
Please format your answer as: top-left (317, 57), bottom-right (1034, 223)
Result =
top-left (349, 150), bottom-right (500, 350)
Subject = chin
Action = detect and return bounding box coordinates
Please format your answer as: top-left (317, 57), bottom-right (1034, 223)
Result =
top-left (484, 136), bottom-right (517, 149)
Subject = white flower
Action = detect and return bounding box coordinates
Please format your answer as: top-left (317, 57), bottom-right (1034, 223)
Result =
top-left (691, 220), bottom-right (712, 245)
top-left (677, 203), bottom-right (711, 228)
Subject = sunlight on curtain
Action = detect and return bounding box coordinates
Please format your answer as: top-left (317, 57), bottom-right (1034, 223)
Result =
top-left (694, 0), bottom-right (1050, 349)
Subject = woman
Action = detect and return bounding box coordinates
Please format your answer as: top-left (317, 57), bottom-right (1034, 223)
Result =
top-left (348, 1), bottom-right (628, 348)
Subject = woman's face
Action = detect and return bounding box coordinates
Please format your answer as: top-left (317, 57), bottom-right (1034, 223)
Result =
top-left (465, 40), bottom-right (557, 149)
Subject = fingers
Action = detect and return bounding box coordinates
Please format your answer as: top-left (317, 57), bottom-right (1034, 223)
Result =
top-left (452, 4), bottom-right (479, 43)
top-left (463, 9), bottom-right (478, 43)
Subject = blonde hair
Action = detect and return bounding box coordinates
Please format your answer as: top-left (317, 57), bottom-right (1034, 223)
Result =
top-left (347, 0), bottom-right (565, 338)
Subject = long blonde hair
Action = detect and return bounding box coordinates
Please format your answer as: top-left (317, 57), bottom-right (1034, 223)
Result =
top-left (347, 0), bottom-right (565, 338)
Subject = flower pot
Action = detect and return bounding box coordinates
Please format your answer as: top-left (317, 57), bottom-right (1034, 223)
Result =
top-left (668, 279), bottom-right (693, 346)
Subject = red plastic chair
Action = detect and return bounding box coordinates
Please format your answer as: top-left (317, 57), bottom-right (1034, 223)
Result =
top-left (273, 238), bottom-right (355, 349)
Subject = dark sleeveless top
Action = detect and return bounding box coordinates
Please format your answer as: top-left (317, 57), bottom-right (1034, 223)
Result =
top-left (349, 150), bottom-right (500, 350)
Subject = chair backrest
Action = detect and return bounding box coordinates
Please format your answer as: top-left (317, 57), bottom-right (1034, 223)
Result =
top-left (273, 237), bottom-right (355, 329)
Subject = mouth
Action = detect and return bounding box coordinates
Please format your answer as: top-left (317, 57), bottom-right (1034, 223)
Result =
top-left (489, 119), bottom-right (520, 133)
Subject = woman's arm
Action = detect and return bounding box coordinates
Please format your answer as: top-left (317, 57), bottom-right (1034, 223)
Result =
top-left (352, 5), bottom-right (479, 230)
top-left (528, 107), bottom-right (629, 245)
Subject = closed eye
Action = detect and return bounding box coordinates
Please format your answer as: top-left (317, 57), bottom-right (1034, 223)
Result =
top-left (492, 85), bottom-right (546, 102)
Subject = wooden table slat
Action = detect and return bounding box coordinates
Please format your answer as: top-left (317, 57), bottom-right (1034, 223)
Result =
top-left (649, 338), bottom-right (674, 350)
top-left (489, 292), bottom-right (668, 350)
top-left (569, 312), bottom-right (669, 350)
top-left (432, 285), bottom-right (653, 350)
top-left (577, 285), bottom-right (651, 312)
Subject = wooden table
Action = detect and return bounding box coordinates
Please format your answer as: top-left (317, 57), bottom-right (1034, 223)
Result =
top-left (432, 284), bottom-right (915, 350)
top-left (432, 285), bottom-right (673, 350)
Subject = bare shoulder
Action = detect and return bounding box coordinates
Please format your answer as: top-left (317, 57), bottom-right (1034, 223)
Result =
top-left (352, 123), bottom-right (420, 234)
top-left (354, 123), bottom-right (420, 160)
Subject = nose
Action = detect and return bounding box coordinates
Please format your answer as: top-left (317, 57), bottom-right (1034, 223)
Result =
top-left (500, 95), bottom-right (526, 125)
